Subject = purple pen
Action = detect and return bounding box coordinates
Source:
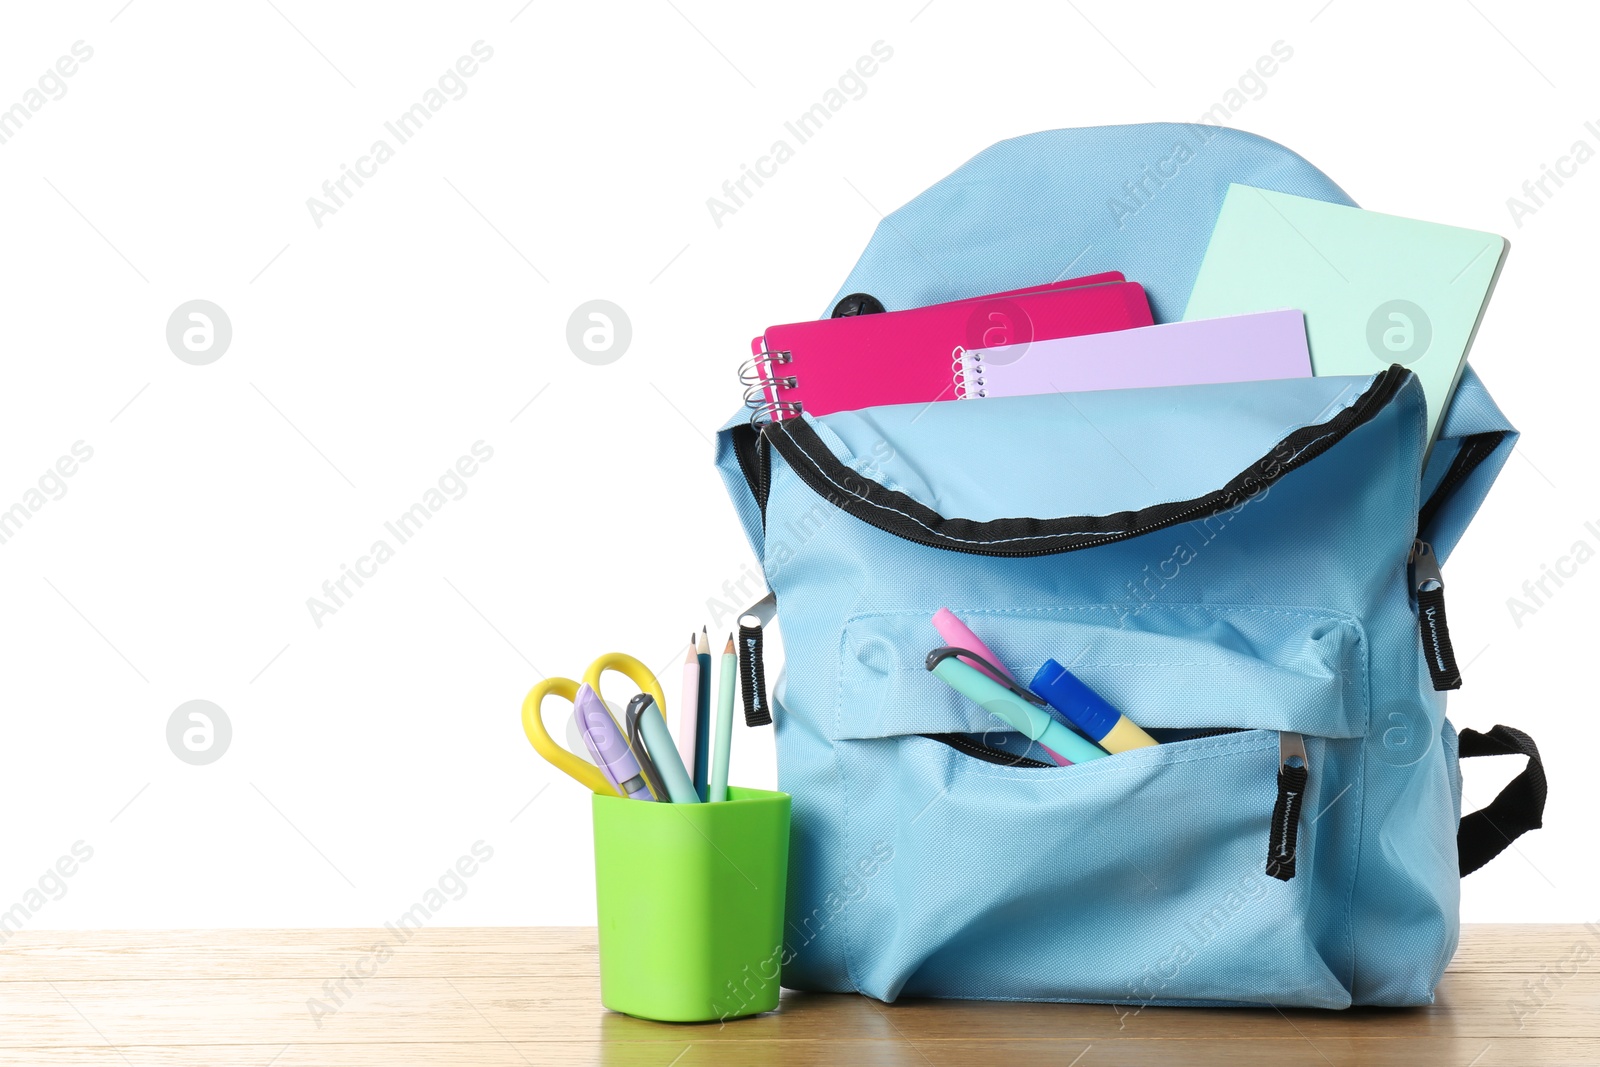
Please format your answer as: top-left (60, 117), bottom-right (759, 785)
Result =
top-left (575, 685), bottom-right (655, 800)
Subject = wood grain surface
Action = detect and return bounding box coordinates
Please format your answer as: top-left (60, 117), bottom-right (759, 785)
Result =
top-left (0, 925), bottom-right (1592, 1065)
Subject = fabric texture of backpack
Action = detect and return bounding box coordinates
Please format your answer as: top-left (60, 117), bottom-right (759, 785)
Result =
top-left (714, 123), bottom-right (1543, 1008)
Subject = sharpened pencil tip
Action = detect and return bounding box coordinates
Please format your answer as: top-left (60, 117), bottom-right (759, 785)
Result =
top-left (724, 635), bottom-right (735, 654)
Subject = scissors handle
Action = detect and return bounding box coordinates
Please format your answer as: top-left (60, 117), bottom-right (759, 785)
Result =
top-left (581, 653), bottom-right (669, 730)
top-left (521, 676), bottom-right (616, 795)
top-left (520, 653), bottom-right (671, 797)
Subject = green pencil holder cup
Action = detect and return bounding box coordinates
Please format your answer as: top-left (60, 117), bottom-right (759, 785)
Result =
top-left (592, 786), bottom-right (791, 1023)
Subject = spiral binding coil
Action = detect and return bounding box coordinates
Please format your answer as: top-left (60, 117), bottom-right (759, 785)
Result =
top-left (951, 345), bottom-right (986, 399)
top-left (740, 350), bottom-right (801, 426)
top-left (737, 349), bottom-right (791, 386)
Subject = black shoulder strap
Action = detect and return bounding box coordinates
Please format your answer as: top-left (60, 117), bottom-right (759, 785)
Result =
top-left (1457, 724), bottom-right (1547, 876)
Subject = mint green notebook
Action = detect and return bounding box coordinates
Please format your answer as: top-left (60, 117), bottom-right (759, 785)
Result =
top-left (1183, 184), bottom-right (1507, 448)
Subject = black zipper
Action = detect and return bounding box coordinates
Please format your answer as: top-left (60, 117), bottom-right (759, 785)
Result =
top-left (923, 726), bottom-right (1246, 765)
top-left (766, 365), bottom-right (1411, 558)
top-left (729, 423), bottom-right (771, 530)
top-left (1157, 726), bottom-right (1245, 742)
top-left (920, 733), bottom-right (1055, 768)
top-left (1418, 430), bottom-right (1508, 536)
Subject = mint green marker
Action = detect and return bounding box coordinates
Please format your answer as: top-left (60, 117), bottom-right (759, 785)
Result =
top-left (928, 649), bottom-right (1106, 764)
top-left (633, 696), bottom-right (700, 804)
top-left (709, 635), bottom-right (736, 802)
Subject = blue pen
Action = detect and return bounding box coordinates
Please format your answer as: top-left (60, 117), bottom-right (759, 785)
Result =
top-left (1030, 660), bottom-right (1158, 754)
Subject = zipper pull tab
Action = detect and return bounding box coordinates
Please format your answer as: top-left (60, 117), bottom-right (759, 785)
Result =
top-left (737, 592), bottom-right (776, 727)
top-left (1267, 732), bottom-right (1308, 882)
top-left (1410, 539), bottom-right (1462, 690)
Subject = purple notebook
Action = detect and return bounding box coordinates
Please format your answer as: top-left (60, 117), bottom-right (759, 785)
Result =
top-left (954, 309), bottom-right (1311, 400)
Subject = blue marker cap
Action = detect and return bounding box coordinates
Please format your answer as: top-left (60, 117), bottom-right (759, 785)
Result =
top-left (1029, 659), bottom-right (1120, 742)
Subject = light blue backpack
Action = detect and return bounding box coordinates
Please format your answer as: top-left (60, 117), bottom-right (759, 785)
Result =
top-left (715, 124), bottom-right (1543, 1008)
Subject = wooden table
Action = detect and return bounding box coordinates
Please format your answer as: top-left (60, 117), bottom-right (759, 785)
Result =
top-left (0, 926), bottom-right (1591, 1065)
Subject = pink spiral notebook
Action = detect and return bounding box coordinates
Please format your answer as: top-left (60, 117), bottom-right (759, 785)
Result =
top-left (745, 274), bottom-right (1153, 421)
top-left (953, 309), bottom-right (1312, 399)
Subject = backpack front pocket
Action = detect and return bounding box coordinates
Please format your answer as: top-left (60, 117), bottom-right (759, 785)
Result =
top-left (831, 604), bottom-right (1365, 1007)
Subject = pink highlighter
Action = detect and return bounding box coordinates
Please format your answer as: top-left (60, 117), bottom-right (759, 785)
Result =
top-left (931, 608), bottom-right (1071, 766)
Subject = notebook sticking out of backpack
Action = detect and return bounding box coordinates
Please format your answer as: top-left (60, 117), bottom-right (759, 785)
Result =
top-left (953, 308), bottom-right (1311, 400)
top-left (742, 273), bottom-right (1153, 422)
top-left (1184, 184), bottom-right (1509, 449)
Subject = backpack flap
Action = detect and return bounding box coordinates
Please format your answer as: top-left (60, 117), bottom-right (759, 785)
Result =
top-left (816, 124), bottom-right (1516, 562)
top-left (823, 123), bottom-right (1353, 324)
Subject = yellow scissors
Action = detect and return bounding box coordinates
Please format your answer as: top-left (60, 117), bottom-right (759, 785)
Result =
top-left (521, 652), bottom-right (669, 796)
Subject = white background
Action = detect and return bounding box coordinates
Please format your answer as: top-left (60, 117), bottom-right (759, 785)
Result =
top-left (0, 0), bottom-right (1592, 929)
